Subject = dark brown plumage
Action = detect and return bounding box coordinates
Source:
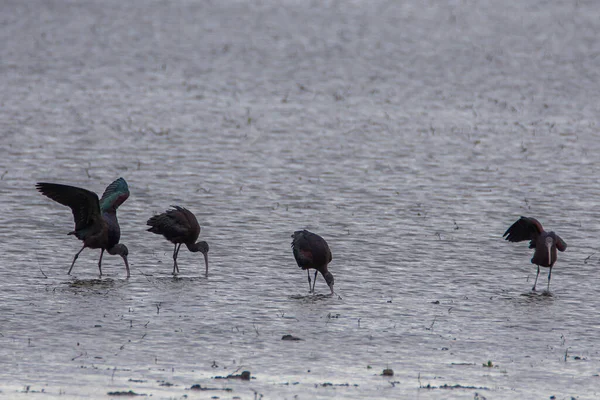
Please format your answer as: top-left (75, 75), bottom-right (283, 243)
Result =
top-left (36, 178), bottom-right (130, 278)
top-left (291, 230), bottom-right (334, 294)
top-left (503, 216), bottom-right (567, 291)
top-left (147, 206), bottom-right (209, 276)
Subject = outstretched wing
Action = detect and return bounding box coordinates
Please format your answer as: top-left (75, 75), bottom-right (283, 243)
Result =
top-left (36, 182), bottom-right (102, 235)
top-left (503, 216), bottom-right (543, 247)
top-left (100, 177), bottom-right (129, 212)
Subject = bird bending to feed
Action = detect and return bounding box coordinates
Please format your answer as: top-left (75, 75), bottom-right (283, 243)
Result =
top-left (36, 177), bottom-right (130, 278)
top-left (291, 230), bottom-right (334, 295)
top-left (146, 206), bottom-right (209, 276)
top-left (503, 216), bottom-right (567, 291)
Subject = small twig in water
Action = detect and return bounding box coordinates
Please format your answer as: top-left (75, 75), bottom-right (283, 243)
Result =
top-left (426, 317), bottom-right (437, 331)
top-left (156, 302), bottom-right (161, 315)
top-left (225, 366), bottom-right (243, 378)
top-left (35, 253), bottom-right (48, 278)
top-left (253, 324), bottom-right (260, 336)
top-left (584, 253), bottom-right (594, 264)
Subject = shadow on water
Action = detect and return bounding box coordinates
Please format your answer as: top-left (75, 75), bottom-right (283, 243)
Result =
top-left (289, 293), bottom-right (336, 302)
top-left (56, 278), bottom-right (126, 295)
top-left (520, 290), bottom-right (554, 299)
top-left (497, 289), bottom-right (555, 303)
top-left (67, 278), bottom-right (117, 288)
top-left (512, 290), bottom-right (556, 305)
top-left (151, 275), bottom-right (207, 283)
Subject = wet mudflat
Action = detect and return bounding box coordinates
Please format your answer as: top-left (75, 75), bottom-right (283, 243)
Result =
top-left (1, 0), bottom-right (600, 398)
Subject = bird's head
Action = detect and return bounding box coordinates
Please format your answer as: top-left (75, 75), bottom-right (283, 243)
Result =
top-left (115, 243), bottom-right (129, 257)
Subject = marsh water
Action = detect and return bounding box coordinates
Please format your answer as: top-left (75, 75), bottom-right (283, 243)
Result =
top-left (1, 0), bottom-right (600, 398)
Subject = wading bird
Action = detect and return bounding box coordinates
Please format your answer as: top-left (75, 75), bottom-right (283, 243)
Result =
top-left (146, 206), bottom-right (209, 276)
top-left (503, 216), bottom-right (567, 291)
top-left (36, 178), bottom-right (130, 278)
top-left (291, 230), bottom-right (334, 294)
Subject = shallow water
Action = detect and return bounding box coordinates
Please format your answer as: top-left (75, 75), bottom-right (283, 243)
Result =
top-left (1, 0), bottom-right (600, 398)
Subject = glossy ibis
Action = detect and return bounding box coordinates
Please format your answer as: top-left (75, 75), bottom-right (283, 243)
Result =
top-left (503, 216), bottom-right (567, 291)
top-left (146, 206), bottom-right (209, 276)
top-left (291, 230), bottom-right (334, 294)
top-left (36, 178), bottom-right (130, 278)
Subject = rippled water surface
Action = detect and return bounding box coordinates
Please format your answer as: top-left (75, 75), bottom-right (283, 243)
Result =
top-left (2, 0), bottom-right (600, 398)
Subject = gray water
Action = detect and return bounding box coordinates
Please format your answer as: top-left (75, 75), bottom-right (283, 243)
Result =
top-left (1, 0), bottom-right (600, 398)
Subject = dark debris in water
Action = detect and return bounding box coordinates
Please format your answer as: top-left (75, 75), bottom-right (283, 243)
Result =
top-left (20, 386), bottom-right (45, 394)
top-left (282, 334), bottom-right (303, 341)
top-left (317, 383), bottom-right (359, 387)
top-left (214, 370), bottom-right (251, 380)
top-left (382, 368), bottom-right (394, 376)
top-left (106, 390), bottom-right (145, 396)
top-left (420, 383), bottom-right (489, 390)
top-left (189, 384), bottom-right (233, 391)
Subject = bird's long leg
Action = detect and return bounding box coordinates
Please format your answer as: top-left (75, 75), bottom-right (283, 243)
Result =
top-left (67, 245), bottom-right (86, 275)
top-left (307, 270), bottom-right (312, 292)
top-left (172, 244), bottom-right (182, 275)
top-left (97, 249), bottom-right (104, 277)
top-left (312, 270), bottom-right (318, 293)
top-left (547, 267), bottom-right (553, 292)
top-left (172, 244), bottom-right (178, 275)
top-left (532, 265), bottom-right (540, 291)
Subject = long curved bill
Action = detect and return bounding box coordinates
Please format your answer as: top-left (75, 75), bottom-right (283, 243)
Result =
top-left (123, 256), bottom-right (130, 279)
top-left (203, 252), bottom-right (209, 277)
top-left (329, 285), bottom-right (342, 299)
